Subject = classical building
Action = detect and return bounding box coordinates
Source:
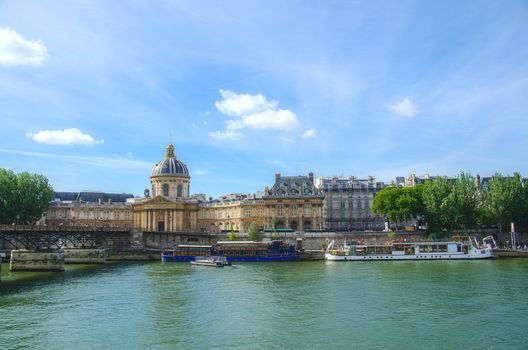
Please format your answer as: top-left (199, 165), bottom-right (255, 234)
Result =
top-left (197, 173), bottom-right (324, 233)
top-left (45, 191), bottom-right (134, 229)
top-left (132, 144), bottom-right (199, 232)
top-left (198, 194), bottom-right (267, 233)
top-left (315, 176), bottom-right (386, 231)
top-left (262, 173), bottom-right (324, 231)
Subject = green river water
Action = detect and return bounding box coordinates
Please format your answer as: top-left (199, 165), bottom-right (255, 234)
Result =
top-left (1, 259), bottom-right (527, 349)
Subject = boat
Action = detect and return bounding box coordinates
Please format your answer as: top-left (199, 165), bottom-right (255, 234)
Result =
top-left (190, 256), bottom-right (229, 267)
top-left (161, 240), bottom-right (298, 262)
top-left (325, 236), bottom-right (494, 261)
top-left (161, 244), bottom-right (214, 262)
top-left (215, 240), bottom-right (299, 262)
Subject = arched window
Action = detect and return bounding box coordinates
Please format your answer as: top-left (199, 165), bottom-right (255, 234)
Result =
top-left (177, 184), bottom-right (182, 197)
top-left (162, 183), bottom-right (169, 197)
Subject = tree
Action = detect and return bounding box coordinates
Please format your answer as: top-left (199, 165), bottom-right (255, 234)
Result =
top-left (481, 173), bottom-right (527, 236)
top-left (0, 169), bottom-right (54, 225)
top-left (422, 177), bottom-right (456, 238)
top-left (450, 172), bottom-right (480, 233)
top-left (228, 231), bottom-right (237, 241)
top-left (372, 185), bottom-right (424, 227)
top-left (248, 221), bottom-right (258, 241)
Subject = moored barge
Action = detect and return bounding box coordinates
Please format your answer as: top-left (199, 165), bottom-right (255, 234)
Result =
top-left (325, 236), bottom-right (493, 261)
top-left (162, 240), bottom-right (298, 262)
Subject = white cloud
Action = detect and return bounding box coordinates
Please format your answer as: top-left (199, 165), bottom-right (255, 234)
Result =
top-left (210, 90), bottom-right (299, 140)
top-left (387, 98), bottom-right (417, 117)
top-left (242, 109), bottom-right (298, 130)
top-left (215, 89), bottom-right (277, 116)
top-left (0, 148), bottom-right (151, 171)
top-left (301, 128), bottom-right (316, 138)
top-left (0, 27), bottom-right (49, 66)
top-left (26, 128), bottom-right (103, 146)
top-left (208, 130), bottom-right (244, 141)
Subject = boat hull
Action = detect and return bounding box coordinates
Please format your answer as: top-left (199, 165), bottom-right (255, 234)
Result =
top-left (162, 254), bottom-right (298, 262)
top-left (325, 252), bottom-right (493, 261)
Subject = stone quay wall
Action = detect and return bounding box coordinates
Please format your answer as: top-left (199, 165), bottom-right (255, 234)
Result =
top-left (10, 249), bottom-right (65, 271)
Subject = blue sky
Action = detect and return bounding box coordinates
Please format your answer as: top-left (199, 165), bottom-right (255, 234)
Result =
top-left (0, 0), bottom-right (527, 198)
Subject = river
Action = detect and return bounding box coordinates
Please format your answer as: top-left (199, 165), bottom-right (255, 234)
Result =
top-left (1, 259), bottom-right (527, 349)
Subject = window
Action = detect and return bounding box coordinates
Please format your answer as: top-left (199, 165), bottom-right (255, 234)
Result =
top-left (177, 184), bottom-right (182, 197)
top-left (114, 211), bottom-right (120, 220)
top-left (258, 207), bottom-right (263, 217)
top-left (162, 183), bottom-right (169, 197)
top-left (304, 204), bottom-right (311, 216)
top-left (277, 205), bottom-right (284, 217)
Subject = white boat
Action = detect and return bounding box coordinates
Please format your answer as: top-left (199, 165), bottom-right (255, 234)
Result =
top-left (325, 236), bottom-right (493, 261)
top-left (190, 256), bottom-right (230, 267)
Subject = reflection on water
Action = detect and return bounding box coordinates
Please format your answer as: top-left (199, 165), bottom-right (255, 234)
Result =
top-left (1, 260), bottom-right (528, 349)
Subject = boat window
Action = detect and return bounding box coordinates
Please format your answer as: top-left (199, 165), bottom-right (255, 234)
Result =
top-left (393, 245), bottom-right (404, 251)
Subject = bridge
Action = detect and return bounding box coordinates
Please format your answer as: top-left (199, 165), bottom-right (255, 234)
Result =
top-left (0, 225), bottom-right (134, 273)
top-left (0, 225), bottom-right (132, 250)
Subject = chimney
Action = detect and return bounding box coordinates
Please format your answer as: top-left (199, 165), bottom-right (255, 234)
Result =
top-left (275, 173), bottom-right (281, 182)
top-left (309, 172), bottom-right (314, 183)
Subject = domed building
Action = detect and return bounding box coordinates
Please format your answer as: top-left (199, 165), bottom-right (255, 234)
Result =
top-left (150, 144), bottom-right (190, 199)
top-left (132, 144), bottom-right (198, 233)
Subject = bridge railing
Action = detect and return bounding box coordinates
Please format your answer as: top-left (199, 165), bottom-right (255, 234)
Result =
top-left (0, 224), bottom-right (131, 232)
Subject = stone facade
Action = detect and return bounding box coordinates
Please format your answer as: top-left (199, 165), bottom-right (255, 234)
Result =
top-left (262, 173), bottom-right (324, 231)
top-left (197, 173), bottom-right (324, 233)
top-left (315, 176), bottom-right (386, 231)
top-left (132, 144), bottom-right (198, 232)
top-left (45, 192), bottom-right (134, 229)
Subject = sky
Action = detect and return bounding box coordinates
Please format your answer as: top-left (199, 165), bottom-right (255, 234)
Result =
top-left (0, 0), bottom-right (527, 198)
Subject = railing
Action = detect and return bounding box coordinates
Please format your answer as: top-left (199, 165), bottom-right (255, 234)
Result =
top-left (0, 224), bottom-right (131, 232)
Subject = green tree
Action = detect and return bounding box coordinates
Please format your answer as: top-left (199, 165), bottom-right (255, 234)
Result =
top-left (481, 173), bottom-right (527, 236)
top-left (372, 185), bottom-right (424, 227)
top-left (228, 231), bottom-right (237, 241)
top-left (422, 177), bottom-right (456, 238)
top-left (0, 169), bottom-right (53, 225)
top-left (248, 221), bottom-right (258, 241)
top-left (450, 172), bottom-right (480, 233)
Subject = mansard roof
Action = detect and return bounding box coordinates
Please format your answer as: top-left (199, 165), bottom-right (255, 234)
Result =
top-left (53, 191), bottom-right (134, 203)
top-left (264, 173), bottom-right (322, 197)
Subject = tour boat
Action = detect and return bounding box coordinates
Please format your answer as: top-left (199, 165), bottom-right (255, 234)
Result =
top-left (325, 236), bottom-right (494, 261)
top-left (190, 256), bottom-right (229, 267)
top-left (161, 240), bottom-right (298, 262)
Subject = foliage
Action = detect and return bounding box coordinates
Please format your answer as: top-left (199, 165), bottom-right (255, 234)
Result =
top-left (0, 168), bottom-right (54, 225)
top-left (450, 173), bottom-right (481, 233)
top-left (228, 231), bottom-right (237, 241)
top-left (248, 221), bottom-right (258, 241)
top-left (480, 173), bottom-right (528, 234)
top-left (422, 177), bottom-right (457, 237)
top-left (372, 185), bottom-right (424, 224)
top-left (271, 218), bottom-right (280, 240)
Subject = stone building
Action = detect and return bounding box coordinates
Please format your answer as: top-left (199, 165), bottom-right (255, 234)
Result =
top-left (315, 176), bottom-right (386, 231)
top-left (197, 173), bottom-right (324, 233)
top-left (198, 194), bottom-right (267, 233)
top-left (132, 144), bottom-right (199, 232)
top-left (45, 191), bottom-right (134, 229)
top-left (262, 173), bottom-right (324, 231)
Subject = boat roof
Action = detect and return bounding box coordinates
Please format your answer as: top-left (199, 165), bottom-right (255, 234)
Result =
top-left (216, 241), bottom-right (269, 245)
top-left (176, 245), bottom-right (212, 248)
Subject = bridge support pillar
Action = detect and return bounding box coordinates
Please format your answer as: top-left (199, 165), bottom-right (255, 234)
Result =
top-left (10, 249), bottom-right (65, 271)
top-left (64, 248), bottom-right (106, 264)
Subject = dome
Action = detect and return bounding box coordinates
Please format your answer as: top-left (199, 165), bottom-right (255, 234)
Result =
top-left (151, 144), bottom-right (189, 177)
